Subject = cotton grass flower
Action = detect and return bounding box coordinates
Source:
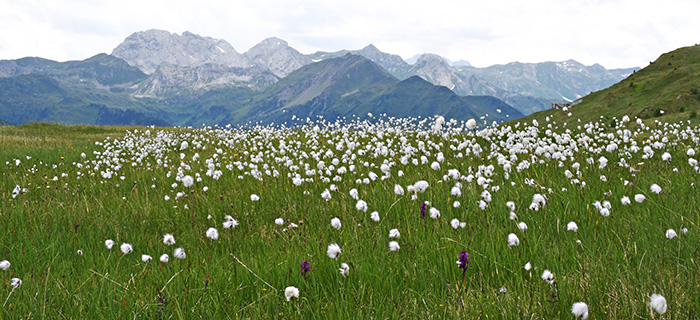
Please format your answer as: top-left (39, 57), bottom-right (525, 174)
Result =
top-left (517, 222), bottom-right (527, 232)
top-left (223, 215), bottom-right (239, 229)
top-left (250, 194), bottom-right (260, 201)
top-left (0, 260), bottom-right (10, 270)
top-left (284, 286), bottom-right (299, 301)
top-left (331, 217), bottom-right (342, 230)
top-left (621, 196), bottom-right (631, 205)
top-left (389, 229), bottom-right (400, 238)
top-left (524, 262), bottom-right (532, 271)
top-left (163, 234), bottom-right (175, 245)
top-left (541, 270), bottom-right (554, 284)
top-left (648, 294), bottom-right (667, 314)
top-left (429, 207), bottom-right (440, 219)
top-left (370, 211), bottom-right (380, 222)
top-left (355, 200), bottom-right (368, 212)
top-left (275, 218), bottom-right (284, 225)
top-left (105, 239), bottom-right (115, 250)
top-left (507, 233), bottom-right (520, 247)
top-left (339, 263), bottom-right (350, 277)
top-left (571, 302), bottom-right (589, 319)
top-left (665, 229), bottom-right (677, 239)
top-left (206, 227), bottom-right (219, 240)
top-left (327, 243), bottom-right (341, 259)
top-left (182, 175), bottom-right (193, 188)
top-left (394, 184), bottom-right (404, 195)
top-left (120, 243), bottom-right (133, 255)
top-left (451, 219), bottom-right (460, 229)
top-left (160, 254), bottom-right (169, 263)
top-left (389, 241), bottom-right (400, 251)
top-left (174, 248), bottom-right (186, 259)
top-left (10, 278), bottom-right (21, 288)
top-left (567, 221), bottom-right (579, 232)
top-left (141, 255), bottom-right (152, 262)
top-left (634, 194), bottom-right (646, 203)
top-left (650, 184), bottom-right (662, 194)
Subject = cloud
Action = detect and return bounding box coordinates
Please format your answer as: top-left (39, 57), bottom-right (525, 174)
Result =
top-left (1, 0), bottom-right (699, 68)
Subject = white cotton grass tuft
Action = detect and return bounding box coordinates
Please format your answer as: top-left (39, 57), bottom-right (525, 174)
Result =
top-left (370, 211), bottom-right (380, 222)
top-left (206, 227), bottom-right (219, 240)
top-left (284, 286), bottom-right (299, 301)
top-left (250, 194), bottom-right (260, 201)
top-left (120, 243), bottom-right (133, 254)
top-left (0, 260), bottom-right (10, 270)
top-left (567, 221), bottom-right (579, 232)
top-left (174, 248), bottom-right (186, 259)
top-left (517, 222), bottom-right (527, 232)
top-left (665, 229), bottom-right (677, 239)
top-left (160, 254), bottom-right (169, 263)
top-left (394, 184), bottom-right (404, 195)
top-left (634, 194), bottom-right (646, 203)
top-left (524, 262), bottom-right (532, 271)
top-left (648, 294), bottom-right (667, 314)
top-left (105, 239), bottom-right (115, 250)
top-left (355, 200), bottom-right (368, 212)
top-left (275, 218), bottom-right (284, 225)
top-left (327, 243), bottom-right (341, 259)
top-left (331, 217), bottom-right (342, 230)
top-left (650, 184), bottom-right (662, 194)
top-left (141, 254), bottom-right (152, 262)
top-left (339, 263), bottom-right (350, 277)
top-left (571, 302), bottom-right (589, 319)
top-left (77, 250), bottom-right (83, 256)
top-left (389, 229), bottom-right (400, 238)
top-left (429, 207), bottom-right (440, 219)
top-left (621, 196), bottom-right (631, 205)
top-left (541, 270), bottom-right (554, 284)
top-left (389, 241), bottom-right (400, 251)
top-left (451, 219), bottom-right (460, 229)
top-left (11, 278), bottom-right (22, 288)
top-left (163, 234), bottom-right (175, 245)
top-left (466, 118), bottom-right (477, 130)
top-left (507, 233), bottom-right (520, 247)
top-left (223, 215), bottom-right (239, 229)
top-left (182, 175), bottom-right (194, 188)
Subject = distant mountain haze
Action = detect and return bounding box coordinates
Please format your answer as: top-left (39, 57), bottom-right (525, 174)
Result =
top-left (0, 29), bottom-right (637, 127)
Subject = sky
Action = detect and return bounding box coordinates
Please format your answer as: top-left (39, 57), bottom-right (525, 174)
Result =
top-left (1, 0), bottom-right (698, 69)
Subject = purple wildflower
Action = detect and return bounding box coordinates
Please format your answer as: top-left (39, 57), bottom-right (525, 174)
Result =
top-left (301, 260), bottom-right (311, 279)
top-left (420, 202), bottom-right (427, 220)
top-left (458, 251), bottom-right (469, 271)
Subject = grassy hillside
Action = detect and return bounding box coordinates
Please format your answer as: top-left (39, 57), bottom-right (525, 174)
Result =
top-left (513, 44), bottom-right (700, 127)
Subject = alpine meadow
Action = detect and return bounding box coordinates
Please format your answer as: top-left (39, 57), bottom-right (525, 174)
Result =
top-left (1, 110), bottom-right (699, 318)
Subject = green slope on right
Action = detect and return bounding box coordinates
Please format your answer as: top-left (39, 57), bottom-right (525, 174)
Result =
top-left (511, 44), bottom-right (700, 127)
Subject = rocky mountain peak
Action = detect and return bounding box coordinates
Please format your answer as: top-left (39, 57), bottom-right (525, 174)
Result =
top-left (111, 29), bottom-right (249, 74)
top-left (244, 37), bottom-right (311, 78)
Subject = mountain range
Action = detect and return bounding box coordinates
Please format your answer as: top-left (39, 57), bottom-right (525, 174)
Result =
top-left (0, 29), bottom-right (637, 127)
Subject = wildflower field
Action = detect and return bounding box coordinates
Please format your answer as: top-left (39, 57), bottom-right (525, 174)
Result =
top-left (1, 113), bottom-right (699, 319)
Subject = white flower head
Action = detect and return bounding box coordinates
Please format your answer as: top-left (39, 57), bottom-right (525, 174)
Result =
top-left (650, 184), bottom-right (662, 194)
top-left (665, 229), bottom-right (677, 239)
top-left (524, 261), bottom-right (532, 271)
top-left (275, 218), bottom-right (284, 225)
top-left (571, 302), bottom-right (589, 319)
top-left (250, 194), bottom-right (260, 201)
top-left (174, 248), bottom-right (186, 259)
top-left (285, 286), bottom-right (300, 301)
top-left (567, 221), bottom-right (579, 232)
top-left (649, 294), bottom-right (667, 314)
top-left (327, 243), bottom-right (341, 259)
top-left (541, 269), bottom-right (554, 284)
top-left (389, 241), bottom-right (400, 251)
top-left (105, 239), bottom-right (115, 250)
top-left (507, 233), bottom-right (520, 247)
top-left (394, 184), bottom-right (404, 195)
top-left (331, 217), bottom-right (342, 230)
top-left (0, 260), bottom-right (10, 270)
top-left (355, 200), bottom-right (368, 212)
top-left (182, 175), bottom-right (194, 188)
top-left (338, 263), bottom-right (350, 277)
top-left (206, 227), bottom-right (219, 240)
top-left (370, 211), bottom-right (380, 222)
top-left (450, 219), bottom-right (460, 229)
top-left (11, 278), bottom-right (21, 288)
top-left (223, 215), bottom-right (239, 229)
top-left (518, 222), bottom-right (527, 232)
top-left (160, 254), bottom-right (169, 263)
top-left (163, 234), bottom-right (175, 245)
top-left (634, 194), bottom-right (646, 203)
top-left (389, 228), bottom-right (400, 238)
top-left (120, 243), bottom-right (133, 255)
top-left (429, 207), bottom-right (440, 219)
top-left (621, 196), bottom-right (631, 205)
top-left (141, 254), bottom-right (152, 262)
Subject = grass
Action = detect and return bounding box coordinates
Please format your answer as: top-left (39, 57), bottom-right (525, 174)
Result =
top-left (1, 120), bottom-right (699, 318)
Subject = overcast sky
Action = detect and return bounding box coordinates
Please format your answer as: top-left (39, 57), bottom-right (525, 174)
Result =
top-left (1, 0), bottom-right (698, 69)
